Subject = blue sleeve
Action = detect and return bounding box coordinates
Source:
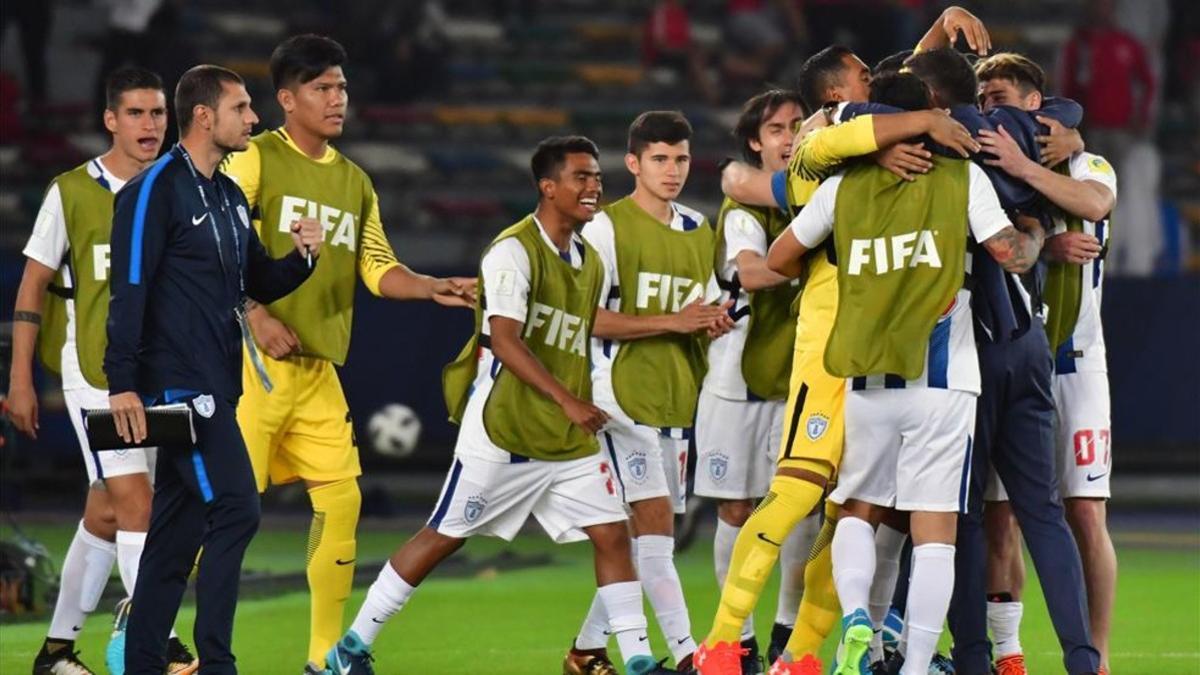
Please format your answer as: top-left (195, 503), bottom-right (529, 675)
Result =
top-left (243, 202), bottom-right (314, 305)
top-left (1035, 97), bottom-right (1082, 129)
top-left (770, 170), bottom-right (789, 213)
top-left (105, 160), bottom-right (174, 394)
top-left (975, 107), bottom-right (1044, 211)
top-left (839, 102), bottom-right (901, 121)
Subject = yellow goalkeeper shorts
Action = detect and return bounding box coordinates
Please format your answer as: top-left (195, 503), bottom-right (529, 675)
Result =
top-left (776, 348), bottom-right (845, 476)
top-left (237, 350), bottom-right (360, 492)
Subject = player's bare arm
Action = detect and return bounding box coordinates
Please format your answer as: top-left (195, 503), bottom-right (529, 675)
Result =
top-left (735, 250), bottom-right (793, 292)
top-left (488, 315), bottom-right (608, 433)
top-left (377, 264), bottom-right (476, 307)
top-left (917, 5), bottom-right (991, 55)
top-left (979, 125), bottom-right (1115, 222)
top-left (1044, 231), bottom-right (1104, 265)
top-left (765, 229), bottom-right (809, 279)
top-left (6, 258), bottom-right (58, 438)
top-left (1035, 115), bottom-right (1085, 167)
top-left (592, 299), bottom-right (734, 341)
top-left (981, 221), bottom-right (1043, 274)
top-left (720, 161), bottom-right (777, 208)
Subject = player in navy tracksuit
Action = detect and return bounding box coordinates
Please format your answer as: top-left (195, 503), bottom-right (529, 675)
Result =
top-left (845, 48), bottom-right (1100, 675)
top-left (104, 65), bottom-right (323, 675)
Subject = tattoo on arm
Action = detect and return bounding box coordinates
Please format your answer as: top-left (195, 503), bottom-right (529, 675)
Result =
top-left (983, 226), bottom-right (1042, 273)
top-left (14, 311), bottom-right (42, 325)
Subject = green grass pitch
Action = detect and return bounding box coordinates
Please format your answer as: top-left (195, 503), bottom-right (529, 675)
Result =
top-left (1, 520), bottom-right (1197, 674)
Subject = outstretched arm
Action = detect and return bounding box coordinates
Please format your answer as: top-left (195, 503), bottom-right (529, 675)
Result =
top-left (916, 5), bottom-right (991, 55)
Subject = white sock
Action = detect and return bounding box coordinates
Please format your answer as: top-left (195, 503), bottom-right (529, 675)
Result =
top-left (637, 535), bottom-right (695, 661)
top-left (597, 581), bottom-right (652, 663)
top-left (868, 524), bottom-right (907, 661)
top-left (987, 600), bottom-right (1024, 657)
top-left (900, 544), bottom-right (956, 675)
top-left (48, 521), bottom-right (115, 640)
top-left (831, 517), bottom-right (875, 618)
top-left (349, 562), bottom-right (415, 646)
top-left (776, 512), bottom-right (818, 628)
top-left (574, 591), bottom-right (610, 651)
top-left (115, 530), bottom-right (146, 596)
top-left (714, 518), bottom-right (755, 640)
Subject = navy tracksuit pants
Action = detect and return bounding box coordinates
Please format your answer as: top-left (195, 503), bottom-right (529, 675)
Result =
top-left (947, 325), bottom-right (1100, 674)
top-left (126, 391), bottom-right (260, 675)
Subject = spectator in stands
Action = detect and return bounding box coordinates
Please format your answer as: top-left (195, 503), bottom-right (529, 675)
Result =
top-left (1060, 0), bottom-right (1156, 164)
top-left (721, 0), bottom-right (806, 93)
top-left (0, 0), bottom-right (53, 107)
top-left (1061, 0), bottom-right (1161, 275)
top-left (642, 0), bottom-right (719, 104)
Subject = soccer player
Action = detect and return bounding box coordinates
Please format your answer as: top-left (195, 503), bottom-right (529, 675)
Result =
top-left (694, 89), bottom-right (813, 673)
top-left (105, 64), bottom-right (322, 675)
top-left (221, 35), bottom-right (474, 673)
top-left (565, 110), bottom-right (733, 673)
top-left (327, 136), bottom-right (674, 675)
top-left (768, 70), bottom-right (1044, 675)
top-left (6, 66), bottom-right (197, 675)
top-left (697, 43), bottom-right (979, 675)
top-left (974, 52), bottom-right (1118, 675)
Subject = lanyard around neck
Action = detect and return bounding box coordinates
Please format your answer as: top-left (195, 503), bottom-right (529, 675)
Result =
top-left (177, 144), bottom-right (243, 296)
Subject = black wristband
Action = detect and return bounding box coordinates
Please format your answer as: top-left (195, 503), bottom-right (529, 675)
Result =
top-left (14, 311), bottom-right (41, 325)
top-left (716, 156), bottom-right (738, 173)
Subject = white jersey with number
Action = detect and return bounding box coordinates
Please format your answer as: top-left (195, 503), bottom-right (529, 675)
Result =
top-left (1052, 151), bottom-right (1118, 375)
top-left (787, 163), bottom-right (1011, 396)
top-left (22, 157), bottom-right (125, 391)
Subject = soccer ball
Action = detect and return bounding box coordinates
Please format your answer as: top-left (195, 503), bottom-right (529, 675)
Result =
top-left (367, 403), bottom-right (422, 459)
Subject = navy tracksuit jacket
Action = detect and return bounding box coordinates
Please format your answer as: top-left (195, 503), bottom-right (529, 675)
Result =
top-left (105, 143), bottom-right (314, 674)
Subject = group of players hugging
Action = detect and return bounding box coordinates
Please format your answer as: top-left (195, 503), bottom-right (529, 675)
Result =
top-left (9, 5), bottom-right (1117, 675)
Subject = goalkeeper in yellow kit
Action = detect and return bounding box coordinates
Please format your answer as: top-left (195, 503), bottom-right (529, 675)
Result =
top-left (222, 34), bottom-right (475, 673)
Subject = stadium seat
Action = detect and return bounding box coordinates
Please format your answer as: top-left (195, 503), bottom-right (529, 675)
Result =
top-left (576, 64), bottom-right (643, 87)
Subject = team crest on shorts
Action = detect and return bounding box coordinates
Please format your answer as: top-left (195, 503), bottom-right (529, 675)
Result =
top-left (805, 413), bottom-right (829, 441)
top-left (463, 495), bottom-right (487, 524)
top-left (236, 204), bottom-right (250, 229)
top-left (708, 452), bottom-right (729, 483)
top-left (627, 451), bottom-right (648, 483)
top-left (192, 394), bottom-right (216, 419)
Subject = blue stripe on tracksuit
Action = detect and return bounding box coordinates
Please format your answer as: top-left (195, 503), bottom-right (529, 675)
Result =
top-left (128, 153), bottom-right (174, 285)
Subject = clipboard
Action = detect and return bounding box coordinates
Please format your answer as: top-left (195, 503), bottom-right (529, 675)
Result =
top-left (84, 403), bottom-right (196, 451)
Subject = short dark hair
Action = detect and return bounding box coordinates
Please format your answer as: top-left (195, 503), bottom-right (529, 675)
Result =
top-left (975, 52), bottom-right (1046, 95)
top-left (627, 110), bottom-right (692, 156)
top-left (869, 71), bottom-right (931, 111)
top-left (873, 50), bottom-right (913, 77)
top-left (105, 67), bottom-right (163, 111)
top-left (270, 34), bottom-right (347, 90)
top-left (531, 135), bottom-right (599, 186)
top-left (903, 48), bottom-right (978, 107)
top-left (733, 89), bottom-right (807, 166)
top-left (797, 45), bottom-right (855, 112)
top-left (174, 65), bottom-right (244, 134)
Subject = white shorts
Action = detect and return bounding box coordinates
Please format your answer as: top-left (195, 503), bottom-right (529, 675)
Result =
top-left (64, 386), bottom-right (156, 486)
top-left (1054, 371), bottom-right (1112, 499)
top-left (831, 388), bottom-right (976, 513)
top-left (694, 391), bottom-right (782, 500)
top-left (427, 450), bottom-right (627, 544)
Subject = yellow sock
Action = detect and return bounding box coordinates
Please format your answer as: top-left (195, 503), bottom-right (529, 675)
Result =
top-left (305, 479), bottom-right (361, 665)
top-left (785, 498), bottom-right (841, 658)
top-left (706, 476), bottom-right (824, 645)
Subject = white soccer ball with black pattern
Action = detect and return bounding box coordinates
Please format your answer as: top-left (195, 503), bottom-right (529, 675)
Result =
top-left (368, 403), bottom-right (421, 458)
